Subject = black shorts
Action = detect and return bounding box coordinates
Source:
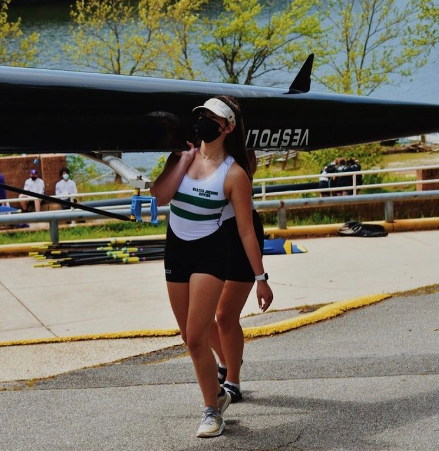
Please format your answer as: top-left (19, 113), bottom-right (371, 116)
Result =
top-left (222, 210), bottom-right (264, 282)
top-left (164, 226), bottom-right (228, 283)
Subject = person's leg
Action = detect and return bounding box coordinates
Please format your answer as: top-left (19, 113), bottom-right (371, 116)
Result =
top-left (216, 280), bottom-right (253, 384)
top-left (34, 199), bottom-right (41, 212)
top-left (166, 281), bottom-right (190, 343)
top-left (19, 194), bottom-right (28, 212)
top-left (210, 321), bottom-right (225, 364)
top-left (169, 274), bottom-right (225, 409)
top-left (168, 278), bottom-right (229, 437)
top-left (209, 320), bottom-right (228, 384)
top-left (185, 273), bottom-right (224, 409)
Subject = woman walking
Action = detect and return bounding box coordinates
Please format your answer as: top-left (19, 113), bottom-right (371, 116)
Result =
top-left (151, 95), bottom-right (273, 438)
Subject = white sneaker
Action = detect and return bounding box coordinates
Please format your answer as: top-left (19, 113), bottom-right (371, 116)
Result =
top-left (218, 389), bottom-right (232, 415)
top-left (196, 407), bottom-right (225, 438)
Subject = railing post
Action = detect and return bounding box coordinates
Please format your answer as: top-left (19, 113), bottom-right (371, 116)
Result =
top-left (277, 201), bottom-right (287, 229)
top-left (49, 220), bottom-right (59, 243)
top-left (384, 200), bottom-right (394, 223)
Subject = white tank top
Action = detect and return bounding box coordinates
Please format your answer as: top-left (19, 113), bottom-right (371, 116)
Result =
top-left (220, 199), bottom-right (256, 223)
top-left (170, 155), bottom-right (234, 241)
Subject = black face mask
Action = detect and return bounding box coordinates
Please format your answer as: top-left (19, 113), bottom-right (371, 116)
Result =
top-left (194, 117), bottom-right (224, 143)
top-left (31, 176), bottom-right (37, 181)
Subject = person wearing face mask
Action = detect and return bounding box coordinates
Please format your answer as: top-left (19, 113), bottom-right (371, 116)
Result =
top-left (55, 167), bottom-right (78, 209)
top-left (19, 169), bottom-right (45, 212)
top-left (151, 96), bottom-right (273, 438)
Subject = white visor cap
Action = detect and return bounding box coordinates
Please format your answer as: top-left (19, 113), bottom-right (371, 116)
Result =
top-left (193, 98), bottom-right (236, 126)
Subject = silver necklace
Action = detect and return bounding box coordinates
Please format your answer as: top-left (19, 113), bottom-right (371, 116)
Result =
top-left (199, 149), bottom-right (225, 161)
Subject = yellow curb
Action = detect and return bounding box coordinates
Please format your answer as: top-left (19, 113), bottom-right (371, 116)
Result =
top-left (2, 218), bottom-right (439, 253)
top-left (243, 293), bottom-right (391, 338)
top-left (265, 217), bottom-right (439, 237)
top-left (0, 328), bottom-right (181, 348)
top-left (391, 217), bottom-right (439, 231)
top-left (0, 293), bottom-right (391, 348)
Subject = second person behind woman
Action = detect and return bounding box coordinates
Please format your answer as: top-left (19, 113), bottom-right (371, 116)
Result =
top-left (209, 145), bottom-right (267, 403)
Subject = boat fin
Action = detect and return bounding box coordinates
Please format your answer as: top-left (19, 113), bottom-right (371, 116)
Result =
top-left (287, 53), bottom-right (314, 94)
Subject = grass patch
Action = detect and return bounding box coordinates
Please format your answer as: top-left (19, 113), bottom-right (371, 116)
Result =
top-left (287, 212), bottom-right (352, 226)
top-left (0, 221), bottom-right (167, 245)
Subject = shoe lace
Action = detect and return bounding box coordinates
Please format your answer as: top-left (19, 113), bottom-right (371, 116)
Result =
top-left (201, 408), bottom-right (219, 425)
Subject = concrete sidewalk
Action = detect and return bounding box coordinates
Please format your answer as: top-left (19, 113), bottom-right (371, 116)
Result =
top-left (1, 230), bottom-right (438, 344)
top-left (1, 229), bottom-right (438, 382)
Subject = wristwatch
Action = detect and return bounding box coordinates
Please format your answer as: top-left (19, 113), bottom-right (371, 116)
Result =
top-left (255, 273), bottom-right (269, 281)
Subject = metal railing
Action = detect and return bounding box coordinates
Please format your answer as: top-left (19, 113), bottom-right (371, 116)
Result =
top-left (1, 164), bottom-right (439, 242)
top-left (254, 164), bottom-right (439, 200)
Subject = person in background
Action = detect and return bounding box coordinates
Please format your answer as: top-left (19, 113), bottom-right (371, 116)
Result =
top-left (0, 168), bottom-right (7, 205)
top-left (349, 158), bottom-right (363, 194)
top-left (55, 167), bottom-right (78, 208)
top-left (19, 169), bottom-right (45, 212)
top-left (335, 158), bottom-right (351, 196)
top-left (318, 161), bottom-right (337, 197)
top-left (0, 168), bottom-right (13, 216)
top-left (151, 95), bottom-right (273, 438)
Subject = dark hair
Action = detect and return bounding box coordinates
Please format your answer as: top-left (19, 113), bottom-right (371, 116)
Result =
top-left (215, 95), bottom-right (252, 181)
top-left (59, 167), bottom-right (70, 177)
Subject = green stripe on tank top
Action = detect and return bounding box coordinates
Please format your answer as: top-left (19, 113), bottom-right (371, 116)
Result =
top-left (173, 191), bottom-right (229, 209)
top-left (170, 204), bottom-right (222, 221)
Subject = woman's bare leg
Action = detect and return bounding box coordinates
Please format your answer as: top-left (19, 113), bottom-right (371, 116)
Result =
top-left (210, 321), bottom-right (226, 365)
top-left (216, 280), bottom-right (253, 383)
top-left (166, 281), bottom-right (190, 343)
top-left (168, 274), bottom-right (224, 408)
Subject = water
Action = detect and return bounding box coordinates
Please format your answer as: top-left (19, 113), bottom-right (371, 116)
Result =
top-left (122, 152), bottom-right (169, 178)
top-left (7, 0), bottom-right (439, 175)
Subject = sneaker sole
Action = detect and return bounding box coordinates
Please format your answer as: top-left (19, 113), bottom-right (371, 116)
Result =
top-left (196, 420), bottom-right (225, 438)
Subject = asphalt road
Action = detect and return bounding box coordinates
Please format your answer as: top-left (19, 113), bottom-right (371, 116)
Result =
top-left (1, 289), bottom-right (438, 451)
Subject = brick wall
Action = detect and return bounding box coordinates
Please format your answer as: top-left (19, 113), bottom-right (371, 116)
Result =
top-left (0, 154), bottom-right (67, 201)
top-left (416, 168), bottom-right (439, 191)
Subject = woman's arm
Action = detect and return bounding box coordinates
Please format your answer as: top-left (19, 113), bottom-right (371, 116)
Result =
top-left (225, 164), bottom-right (273, 311)
top-left (150, 144), bottom-right (197, 206)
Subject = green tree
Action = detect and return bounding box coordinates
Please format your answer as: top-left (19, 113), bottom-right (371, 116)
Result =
top-left (314, 0), bottom-right (432, 95)
top-left (64, 0), bottom-right (162, 75)
top-left (0, 0), bottom-right (39, 66)
top-left (141, 0), bottom-right (206, 80)
top-left (149, 154), bottom-right (167, 181)
top-left (411, 0), bottom-right (439, 49)
top-left (199, 0), bottom-right (324, 85)
top-left (66, 155), bottom-right (99, 186)
top-left (300, 144), bottom-right (384, 174)
top-left (64, 0), bottom-right (203, 78)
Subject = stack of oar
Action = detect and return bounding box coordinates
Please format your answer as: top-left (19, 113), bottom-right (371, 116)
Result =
top-left (30, 238), bottom-right (166, 268)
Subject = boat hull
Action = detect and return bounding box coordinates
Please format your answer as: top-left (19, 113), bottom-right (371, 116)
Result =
top-left (1, 66), bottom-right (438, 153)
